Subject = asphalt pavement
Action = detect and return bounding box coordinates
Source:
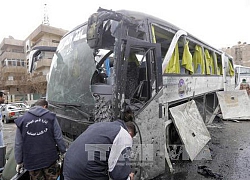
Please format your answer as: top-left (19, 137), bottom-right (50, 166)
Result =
top-left (3, 120), bottom-right (250, 180)
top-left (154, 120), bottom-right (250, 180)
top-left (2, 122), bottom-right (16, 154)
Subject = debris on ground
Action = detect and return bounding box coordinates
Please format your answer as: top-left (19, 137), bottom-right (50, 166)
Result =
top-left (197, 165), bottom-right (223, 179)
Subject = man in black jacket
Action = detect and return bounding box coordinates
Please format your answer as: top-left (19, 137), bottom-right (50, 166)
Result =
top-left (14, 99), bottom-right (66, 180)
top-left (63, 120), bottom-right (136, 180)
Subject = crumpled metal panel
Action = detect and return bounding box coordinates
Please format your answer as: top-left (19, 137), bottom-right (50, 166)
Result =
top-left (132, 97), bottom-right (165, 179)
top-left (216, 90), bottom-right (250, 119)
top-left (169, 100), bottom-right (211, 161)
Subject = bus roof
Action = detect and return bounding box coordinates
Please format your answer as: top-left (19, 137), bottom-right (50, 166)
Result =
top-left (63, 8), bottom-right (225, 55)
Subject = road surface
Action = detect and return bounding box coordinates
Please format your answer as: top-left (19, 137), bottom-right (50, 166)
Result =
top-left (2, 122), bottom-right (16, 154)
top-left (3, 120), bottom-right (250, 179)
top-left (154, 120), bottom-right (250, 180)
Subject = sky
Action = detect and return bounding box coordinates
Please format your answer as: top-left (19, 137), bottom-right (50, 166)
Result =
top-left (1, 0), bottom-right (250, 49)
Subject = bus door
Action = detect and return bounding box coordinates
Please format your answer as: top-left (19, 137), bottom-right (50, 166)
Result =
top-left (118, 37), bottom-right (166, 179)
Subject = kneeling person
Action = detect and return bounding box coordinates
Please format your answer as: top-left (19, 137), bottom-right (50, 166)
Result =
top-left (63, 120), bottom-right (136, 180)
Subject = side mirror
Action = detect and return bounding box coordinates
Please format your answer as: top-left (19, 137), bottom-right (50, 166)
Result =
top-left (28, 46), bottom-right (57, 73)
top-left (87, 13), bottom-right (103, 48)
top-left (28, 49), bottom-right (40, 73)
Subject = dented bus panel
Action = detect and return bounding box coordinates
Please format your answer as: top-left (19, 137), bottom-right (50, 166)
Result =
top-left (28, 8), bottom-right (235, 179)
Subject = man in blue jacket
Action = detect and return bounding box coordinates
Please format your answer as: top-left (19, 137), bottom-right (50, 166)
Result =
top-left (63, 119), bottom-right (136, 180)
top-left (14, 99), bottom-right (66, 180)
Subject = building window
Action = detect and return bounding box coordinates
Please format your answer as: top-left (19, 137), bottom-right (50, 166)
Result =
top-left (8, 61), bottom-right (12, 66)
top-left (13, 60), bottom-right (17, 66)
top-left (8, 76), bottom-right (14, 81)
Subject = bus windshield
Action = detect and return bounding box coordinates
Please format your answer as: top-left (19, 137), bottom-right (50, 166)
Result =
top-left (47, 24), bottom-right (96, 112)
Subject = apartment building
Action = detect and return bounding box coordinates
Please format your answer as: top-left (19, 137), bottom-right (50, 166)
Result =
top-left (0, 24), bottom-right (67, 104)
top-left (25, 25), bottom-right (67, 101)
top-left (222, 41), bottom-right (250, 67)
top-left (0, 37), bottom-right (26, 103)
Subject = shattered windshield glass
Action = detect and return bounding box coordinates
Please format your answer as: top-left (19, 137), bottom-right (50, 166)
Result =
top-left (47, 24), bottom-right (96, 112)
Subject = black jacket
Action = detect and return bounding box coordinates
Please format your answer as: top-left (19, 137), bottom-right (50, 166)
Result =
top-left (63, 120), bottom-right (132, 180)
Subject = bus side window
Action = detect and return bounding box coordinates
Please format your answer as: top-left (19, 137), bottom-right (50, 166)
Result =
top-left (217, 55), bottom-right (223, 75)
top-left (192, 45), bottom-right (204, 74)
top-left (125, 52), bottom-right (140, 99)
top-left (180, 40), bottom-right (193, 75)
top-left (228, 59), bottom-right (234, 76)
top-left (204, 49), bottom-right (215, 75)
top-left (164, 43), bottom-right (180, 74)
top-left (212, 52), bottom-right (219, 75)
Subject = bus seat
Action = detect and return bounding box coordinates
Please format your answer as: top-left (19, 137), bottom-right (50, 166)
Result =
top-left (125, 62), bottom-right (139, 99)
top-left (194, 64), bottom-right (202, 74)
top-left (180, 60), bottom-right (186, 74)
top-left (133, 80), bottom-right (148, 101)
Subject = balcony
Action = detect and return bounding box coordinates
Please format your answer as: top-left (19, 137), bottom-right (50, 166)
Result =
top-left (4, 80), bottom-right (20, 86)
top-left (0, 38), bottom-right (24, 48)
top-left (0, 51), bottom-right (25, 61)
top-left (2, 66), bottom-right (27, 74)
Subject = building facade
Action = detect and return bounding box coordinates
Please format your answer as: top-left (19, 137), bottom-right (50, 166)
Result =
top-left (0, 24), bottom-right (67, 104)
top-left (222, 42), bottom-right (250, 67)
top-left (0, 38), bottom-right (26, 103)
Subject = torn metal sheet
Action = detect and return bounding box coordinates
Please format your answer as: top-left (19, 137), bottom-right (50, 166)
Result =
top-left (169, 100), bottom-right (211, 161)
top-left (216, 90), bottom-right (250, 120)
top-left (131, 96), bottom-right (165, 179)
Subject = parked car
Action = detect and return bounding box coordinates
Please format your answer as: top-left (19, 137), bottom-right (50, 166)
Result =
top-left (11, 103), bottom-right (30, 111)
top-left (0, 104), bottom-right (25, 124)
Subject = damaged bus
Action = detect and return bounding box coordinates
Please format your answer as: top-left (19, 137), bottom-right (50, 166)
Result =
top-left (29, 8), bottom-right (235, 179)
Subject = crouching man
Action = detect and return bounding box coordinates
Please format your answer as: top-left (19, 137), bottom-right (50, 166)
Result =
top-left (63, 120), bottom-right (136, 180)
